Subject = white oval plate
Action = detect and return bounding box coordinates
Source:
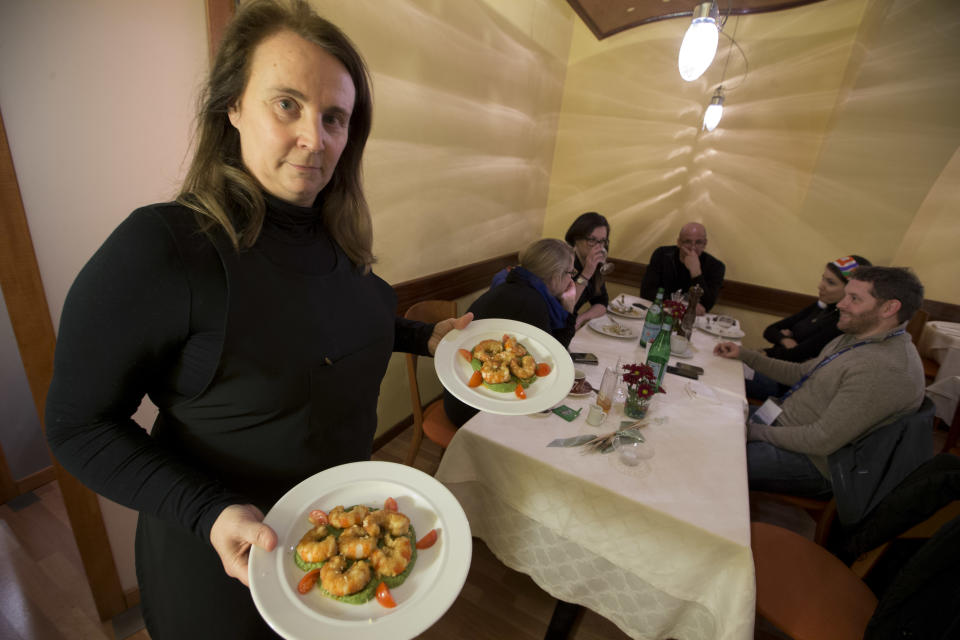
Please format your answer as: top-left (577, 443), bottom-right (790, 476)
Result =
top-left (607, 305), bottom-right (644, 320)
top-left (249, 461), bottom-right (472, 640)
top-left (435, 318), bottom-right (575, 415)
top-left (587, 317), bottom-right (636, 339)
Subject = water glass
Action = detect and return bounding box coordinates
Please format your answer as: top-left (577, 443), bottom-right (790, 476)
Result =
top-left (597, 367), bottom-right (618, 413)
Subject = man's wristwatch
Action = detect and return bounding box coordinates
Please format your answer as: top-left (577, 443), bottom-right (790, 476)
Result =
top-left (575, 274), bottom-right (588, 286)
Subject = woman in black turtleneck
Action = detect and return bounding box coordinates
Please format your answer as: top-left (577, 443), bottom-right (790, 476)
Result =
top-left (44, 3), bottom-right (467, 639)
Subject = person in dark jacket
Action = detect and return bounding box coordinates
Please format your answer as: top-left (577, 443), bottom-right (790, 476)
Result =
top-left (640, 222), bottom-right (724, 314)
top-left (747, 255), bottom-right (871, 400)
top-left (444, 238), bottom-right (578, 427)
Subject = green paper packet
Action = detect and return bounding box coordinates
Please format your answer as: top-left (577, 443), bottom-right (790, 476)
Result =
top-left (551, 405), bottom-right (582, 422)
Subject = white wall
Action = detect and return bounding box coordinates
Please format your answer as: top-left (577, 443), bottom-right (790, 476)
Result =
top-left (0, 0), bottom-right (208, 593)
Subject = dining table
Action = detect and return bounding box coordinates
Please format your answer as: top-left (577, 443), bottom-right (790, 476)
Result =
top-left (435, 295), bottom-right (755, 640)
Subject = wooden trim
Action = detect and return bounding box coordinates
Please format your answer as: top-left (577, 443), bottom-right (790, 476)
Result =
top-left (393, 253), bottom-right (519, 317)
top-left (604, 257), bottom-right (960, 323)
top-left (0, 108), bottom-right (127, 620)
top-left (205, 0), bottom-right (236, 64)
top-left (0, 445), bottom-right (17, 504)
top-left (15, 465), bottom-right (57, 495)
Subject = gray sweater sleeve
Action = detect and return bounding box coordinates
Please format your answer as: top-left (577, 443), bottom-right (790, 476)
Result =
top-left (741, 330), bottom-right (925, 468)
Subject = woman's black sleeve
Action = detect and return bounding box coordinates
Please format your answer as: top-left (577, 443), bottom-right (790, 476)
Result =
top-left (45, 209), bottom-right (244, 542)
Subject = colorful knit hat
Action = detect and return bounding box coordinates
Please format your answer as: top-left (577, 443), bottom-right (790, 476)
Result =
top-left (828, 255), bottom-right (871, 282)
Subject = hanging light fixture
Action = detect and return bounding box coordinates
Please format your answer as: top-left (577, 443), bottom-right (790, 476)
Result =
top-left (702, 88), bottom-right (724, 131)
top-left (678, 2), bottom-right (720, 82)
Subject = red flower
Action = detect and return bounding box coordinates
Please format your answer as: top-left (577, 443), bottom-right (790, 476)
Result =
top-left (620, 363), bottom-right (665, 394)
top-left (661, 299), bottom-right (687, 322)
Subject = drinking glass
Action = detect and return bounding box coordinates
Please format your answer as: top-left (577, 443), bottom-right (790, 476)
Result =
top-left (597, 367), bottom-right (617, 413)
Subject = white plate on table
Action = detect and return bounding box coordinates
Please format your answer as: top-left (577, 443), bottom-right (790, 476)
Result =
top-left (435, 318), bottom-right (575, 415)
top-left (587, 317), bottom-right (637, 339)
top-left (696, 316), bottom-right (745, 339)
top-left (606, 304), bottom-right (645, 320)
top-left (250, 461), bottom-right (471, 640)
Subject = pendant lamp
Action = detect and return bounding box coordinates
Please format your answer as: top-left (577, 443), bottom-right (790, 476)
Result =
top-left (678, 2), bottom-right (720, 82)
top-left (702, 88), bottom-right (724, 131)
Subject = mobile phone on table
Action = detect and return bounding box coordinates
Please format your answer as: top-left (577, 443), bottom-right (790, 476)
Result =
top-left (674, 362), bottom-right (704, 375)
top-left (667, 365), bottom-right (699, 380)
top-left (632, 302), bottom-right (648, 310)
top-left (570, 352), bottom-right (599, 365)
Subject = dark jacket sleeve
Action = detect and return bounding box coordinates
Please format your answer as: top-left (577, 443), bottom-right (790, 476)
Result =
top-left (698, 253), bottom-right (725, 312)
top-left (394, 317), bottom-right (434, 356)
top-left (763, 303), bottom-right (842, 363)
top-left (45, 209), bottom-right (244, 542)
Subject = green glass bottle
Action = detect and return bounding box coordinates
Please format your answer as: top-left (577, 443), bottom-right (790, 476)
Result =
top-left (645, 315), bottom-right (673, 391)
top-left (639, 288), bottom-right (665, 346)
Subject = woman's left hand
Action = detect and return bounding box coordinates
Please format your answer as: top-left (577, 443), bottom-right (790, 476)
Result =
top-left (428, 312), bottom-right (473, 355)
top-left (210, 504), bottom-right (278, 587)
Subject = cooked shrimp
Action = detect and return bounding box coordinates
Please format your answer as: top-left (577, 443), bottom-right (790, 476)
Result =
top-left (319, 555), bottom-right (371, 596)
top-left (296, 525), bottom-right (337, 564)
top-left (480, 359), bottom-right (511, 384)
top-left (502, 335), bottom-right (527, 359)
top-left (472, 339), bottom-right (504, 362)
top-left (363, 509), bottom-right (411, 538)
top-left (369, 534), bottom-right (413, 577)
top-left (328, 504), bottom-right (369, 529)
top-left (508, 354), bottom-right (536, 379)
top-left (337, 525), bottom-right (377, 559)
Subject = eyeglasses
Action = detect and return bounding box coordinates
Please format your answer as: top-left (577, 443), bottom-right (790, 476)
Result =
top-left (583, 237), bottom-right (609, 248)
top-left (565, 269), bottom-right (579, 278)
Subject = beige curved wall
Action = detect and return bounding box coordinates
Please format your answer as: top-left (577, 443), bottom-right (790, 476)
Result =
top-left (542, 0), bottom-right (960, 304)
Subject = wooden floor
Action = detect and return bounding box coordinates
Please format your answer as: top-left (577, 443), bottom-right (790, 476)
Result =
top-left (8, 421), bottom-right (946, 639)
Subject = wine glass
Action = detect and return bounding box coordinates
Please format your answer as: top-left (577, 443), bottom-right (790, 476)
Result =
top-left (597, 367), bottom-right (618, 413)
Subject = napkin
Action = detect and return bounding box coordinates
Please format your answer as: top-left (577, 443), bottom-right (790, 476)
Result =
top-left (548, 434), bottom-right (597, 448)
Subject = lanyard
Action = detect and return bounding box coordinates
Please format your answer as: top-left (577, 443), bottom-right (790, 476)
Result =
top-left (780, 328), bottom-right (905, 401)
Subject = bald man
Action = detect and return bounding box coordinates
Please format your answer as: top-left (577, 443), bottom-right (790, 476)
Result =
top-left (640, 222), bottom-right (725, 315)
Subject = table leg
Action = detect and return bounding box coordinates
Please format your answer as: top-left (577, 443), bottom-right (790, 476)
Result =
top-left (545, 600), bottom-right (585, 640)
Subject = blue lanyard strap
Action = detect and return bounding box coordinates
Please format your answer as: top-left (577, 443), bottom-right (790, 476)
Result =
top-left (780, 328), bottom-right (905, 401)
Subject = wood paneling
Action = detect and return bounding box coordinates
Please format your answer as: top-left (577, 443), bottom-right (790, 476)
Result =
top-left (205, 0), bottom-right (236, 63)
top-left (393, 253), bottom-right (519, 317)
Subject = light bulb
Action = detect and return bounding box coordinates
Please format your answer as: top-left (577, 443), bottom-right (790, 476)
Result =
top-left (703, 91), bottom-right (724, 131)
top-left (678, 3), bottom-right (719, 82)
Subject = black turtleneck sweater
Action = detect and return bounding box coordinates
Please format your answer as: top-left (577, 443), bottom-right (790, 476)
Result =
top-left (762, 300), bottom-right (842, 362)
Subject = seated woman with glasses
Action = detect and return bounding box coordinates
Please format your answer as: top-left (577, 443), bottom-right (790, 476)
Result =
top-left (443, 238), bottom-right (578, 427)
top-left (746, 254), bottom-right (871, 400)
top-left (564, 212), bottom-right (611, 330)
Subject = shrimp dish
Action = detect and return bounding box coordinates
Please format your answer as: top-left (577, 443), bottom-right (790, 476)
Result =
top-left (461, 334), bottom-right (553, 397)
top-left (294, 498), bottom-right (438, 608)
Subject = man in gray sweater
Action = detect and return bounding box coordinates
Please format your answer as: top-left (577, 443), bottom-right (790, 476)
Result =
top-left (714, 266), bottom-right (926, 497)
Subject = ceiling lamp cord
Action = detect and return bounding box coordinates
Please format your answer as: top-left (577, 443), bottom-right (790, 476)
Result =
top-left (678, 1), bottom-right (720, 82)
top-left (703, 14), bottom-right (741, 131)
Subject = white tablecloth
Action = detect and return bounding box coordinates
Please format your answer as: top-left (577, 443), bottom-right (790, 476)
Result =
top-left (919, 321), bottom-right (960, 422)
top-left (436, 297), bottom-right (755, 640)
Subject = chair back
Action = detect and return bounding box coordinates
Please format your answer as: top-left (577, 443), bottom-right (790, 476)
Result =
top-left (828, 397), bottom-right (936, 526)
top-left (403, 300), bottom-right (457, 465)
top-left (905, 308), bottom-right (928, 346)
top-left (752, 521), bottom-right (877, 640)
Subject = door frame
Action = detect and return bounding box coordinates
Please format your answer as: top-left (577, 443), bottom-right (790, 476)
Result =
top-left (0, 0), bottom-right (236, 621)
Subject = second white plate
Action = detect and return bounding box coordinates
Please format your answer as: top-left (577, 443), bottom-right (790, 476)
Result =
top-left (435, 318), bottom-right (575, 415)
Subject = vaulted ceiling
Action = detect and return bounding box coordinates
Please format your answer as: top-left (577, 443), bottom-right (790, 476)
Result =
top-left (566, 0), bottom-right (829, 39)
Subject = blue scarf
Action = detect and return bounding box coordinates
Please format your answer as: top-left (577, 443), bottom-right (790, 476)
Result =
top-left (490, 266), bottom-right (570, 330)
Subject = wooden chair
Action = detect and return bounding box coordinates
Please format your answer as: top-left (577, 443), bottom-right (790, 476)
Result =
top-left (751, 521), bottom-right (878, 640)
top-left (906, 308), bottom-right (940, 382)
top-left (403, 300), bottom-right (459, 466)
top-left (751, 492), bottom-right (837, 545)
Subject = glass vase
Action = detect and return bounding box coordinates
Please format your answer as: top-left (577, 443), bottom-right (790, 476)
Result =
top-left (624, 388), bottom-right (650, 419)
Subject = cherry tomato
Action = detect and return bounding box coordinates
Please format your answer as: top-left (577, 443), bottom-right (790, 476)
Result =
top-left (308, 509), bottom-right (328, 526)
top-left (535, 363), bottom-right (551, 377)
top-left (468, 370), bottom-right (483, 387)
top-left (515, 384), bottom-right (526, 399)
top-left (297, 569), bottom-right (321, 594)
top-left (416, 528), bottom-right (438, 549)
top-left (458, 348), bottom-right (472, 362)
top-left (376, 581), bottom-right (397, 608)
top-left (384, 497), bottom-right (398, 512)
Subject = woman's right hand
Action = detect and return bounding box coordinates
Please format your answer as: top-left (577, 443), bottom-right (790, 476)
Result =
top-left (581, 244), bottom-right (606, 279)
top-left (210, 504), bottom-right (278, 587)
